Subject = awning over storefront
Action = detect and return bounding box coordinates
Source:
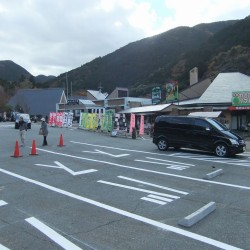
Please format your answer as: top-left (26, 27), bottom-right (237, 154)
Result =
top-left (118, 103), bottom-right (177, 114)
top-left (229, 106), bottom-right (250, 110)
top-left (188, 111), bottom-right (222, 118)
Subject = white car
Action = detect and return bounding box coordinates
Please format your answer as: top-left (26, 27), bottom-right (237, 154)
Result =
top-left (15, 113), bottom-right (31, 129)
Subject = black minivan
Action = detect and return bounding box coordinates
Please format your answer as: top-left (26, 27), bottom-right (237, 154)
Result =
top-left (152, 115), bottom-right (246, 157)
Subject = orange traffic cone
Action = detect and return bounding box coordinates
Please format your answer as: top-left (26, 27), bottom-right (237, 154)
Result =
top-left (11, 140), bottom-right (22, 157)
top-left (58, 133), bottom-right (65, 147)
top-left (30, 139), bottom-right (38, 155)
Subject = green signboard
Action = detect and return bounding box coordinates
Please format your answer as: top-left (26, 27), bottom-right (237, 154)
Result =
top-left (166, 81), bottom-right (178, 103)
top-left (152, 87), bottom-right (161, 105)
top-left (232, 91), bottom-right (250, 106)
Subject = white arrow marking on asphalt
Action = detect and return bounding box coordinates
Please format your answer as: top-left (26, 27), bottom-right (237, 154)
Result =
top-left (82, 149), bottom-right (129, 158)
top-left (35, 161), bottom-right (97, 176)
top-left (0, 200), bottom-right (8, 206)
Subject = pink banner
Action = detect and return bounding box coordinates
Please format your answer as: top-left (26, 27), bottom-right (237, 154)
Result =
top-left (56, 112), bottom-right (63, 127)
top-left (49, 112), bottom-right (56, 126)
top-left (129, 114), bottom-right (135, 133)
top-left (139, 115), bottom-right (144, 135)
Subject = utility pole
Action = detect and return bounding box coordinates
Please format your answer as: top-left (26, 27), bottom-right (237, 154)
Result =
top-left (71, 81), bottom-right (73, 98)
top-left (66, 72), bottom-right (69, 99)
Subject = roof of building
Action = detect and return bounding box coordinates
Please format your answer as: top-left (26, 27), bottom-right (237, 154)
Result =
top-left (79, 99), bottom-right (97, 106)
top-left (87, 90), bottom-right (108, 100)
top-left (107, 87), bottom-right (129, 99)
top-left (119, 103), bottom-right (176, 114)
top-left (8, 88), bottom-right (65, 116)
top-left (179, 78), bottom-right (211, 101)
top-left (188, 111), bottom-right (222, 118)
top-left (198, 72), bottom-right (250, 104)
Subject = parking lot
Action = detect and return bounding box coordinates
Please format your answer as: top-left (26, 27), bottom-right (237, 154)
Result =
top-left (0, 122), bottom-right (250, 250)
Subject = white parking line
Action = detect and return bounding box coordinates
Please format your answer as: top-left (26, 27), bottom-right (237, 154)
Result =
top-left (167, 165), bottom-right (189, 170)
top-left (97, 180), bottom-right (180, 199)
top-left (35, 147), bottom-right (250, 190)
top-left (141, 197), bottom-right (166, 205)
top-left (0, 168), bottom-right (242, 250)
top-left (134, 157), bottom-right (192, 170)
top-left (170, 152), bottom-right (250, 167)
top-left (70, 141), bottom-right (171, 156)
top-left (147, 194), bottom-right (174, 202)
top-left (134, 159), bottom-right (190, 170)
top-left (26, 217), bottom-right (82, 250)
top-left (146, 157), bottom-right (195, 166)
top-left (118, 176), bottom-right (188, 195)
top-left (0, 243), bottom-right (10, 250)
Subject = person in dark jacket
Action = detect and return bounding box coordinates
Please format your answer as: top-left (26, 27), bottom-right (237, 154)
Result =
top-left (19, 116), bottom-right (27, 146)
top-left (40, 117), bottom-right (48, 146)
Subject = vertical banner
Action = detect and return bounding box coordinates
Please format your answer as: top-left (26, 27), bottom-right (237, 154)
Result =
top-left (56, 112), bottom-right (63, 127)
top-left (89, 113), bottom-right (96, 129)
top-left (130, 114), bottom-right (135, 133)
top-left (114, 114), bottom-right (120, 130)
top-left (92, 113), bottom-right (98, 129)
top-left (49, 112), bottom-right (56, 126)
top-left (166, 81), bottom-right (178, 103)
top-left (99, 113), bottom-right (104, 130)
top-left (79, 112), bottom-right (83, 127)
top-left (152, 86), bottom-right (161, 105)
top-left (62, 112), bottom-right (68, 127)
top-left (79, 111), bottom-right (115, 131)
top-left (67, 112), bottom-right (73, 127)
top-left (82, 113), bottom-right (88, 128)
top-left (103, 110), bottom-right (114, 132)
top-left (139, 115), bottom-right (144, 135)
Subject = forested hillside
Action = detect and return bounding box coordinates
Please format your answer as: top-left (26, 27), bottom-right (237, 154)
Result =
top-left (44, 16), bottom-right (249, 96)
top-left (0, 16), bottom-right (249, 102)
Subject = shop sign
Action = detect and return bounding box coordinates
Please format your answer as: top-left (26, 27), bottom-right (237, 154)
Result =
top-left (152, 87), bottom-right (161, 105)
top-left (166, 81), bottom-right (178, 103)
top-left (232, 91), bottom-right (250, 106)
top-left (67, 99), bottom-right (79, 105)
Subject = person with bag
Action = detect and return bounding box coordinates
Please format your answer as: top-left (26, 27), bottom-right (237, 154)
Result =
top-left (40, 117), bottom-right (48, 146)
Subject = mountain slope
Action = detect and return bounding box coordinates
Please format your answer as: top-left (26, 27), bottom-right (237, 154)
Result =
top-left (1, 16), bottom-right (249, 98)
top-left (0, 60), bottom-right (31, 82)
top-left (47, 18), bottom-right (247, 96)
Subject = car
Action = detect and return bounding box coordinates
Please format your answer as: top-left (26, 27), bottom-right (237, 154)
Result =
top-left (31, 115), bottom-right (38, 123)
top-left (152, 115), bottom-right (246, 157)
top-left (15, 113), bottom-right (31, 129)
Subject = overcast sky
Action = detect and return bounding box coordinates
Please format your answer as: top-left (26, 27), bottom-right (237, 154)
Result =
top-left (0, 0), bottom-right (249, 77)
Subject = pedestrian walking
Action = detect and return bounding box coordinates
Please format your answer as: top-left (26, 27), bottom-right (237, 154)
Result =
top-left (19, 116), bottom-right (27, 146)
top-left (40, 117), bottom-right (48, 146)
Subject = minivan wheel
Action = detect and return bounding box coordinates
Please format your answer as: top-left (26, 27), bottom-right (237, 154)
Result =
top-left (157, 138), bottom-right (168, 151)
top-left (215, 143), bottom-right (228, 157)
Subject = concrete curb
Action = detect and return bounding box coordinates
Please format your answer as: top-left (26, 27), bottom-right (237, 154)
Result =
top-left (203, 169), bottom-right (224, 180)
top-left (178, 202), bottom-right (216, 227)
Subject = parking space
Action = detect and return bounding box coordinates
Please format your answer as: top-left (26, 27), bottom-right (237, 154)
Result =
top-left (0, 123), bottom-right (249, 249)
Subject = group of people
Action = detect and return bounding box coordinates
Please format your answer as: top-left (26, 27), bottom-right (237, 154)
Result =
top-left (19, 116), bottom-right (48, 147)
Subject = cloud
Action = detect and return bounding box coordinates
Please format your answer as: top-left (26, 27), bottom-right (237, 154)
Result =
top-left (0, 0), bottom-right (249, 76)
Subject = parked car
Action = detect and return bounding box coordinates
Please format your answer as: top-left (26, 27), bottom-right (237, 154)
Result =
top-left (152, 115), bottom-right (246, 157)
top-left (15, 113), bottom-right (31, 129)
top-left (11, 111), bottom-right (19, 122)
top-left (31, 115), bottom-right (38, 123)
